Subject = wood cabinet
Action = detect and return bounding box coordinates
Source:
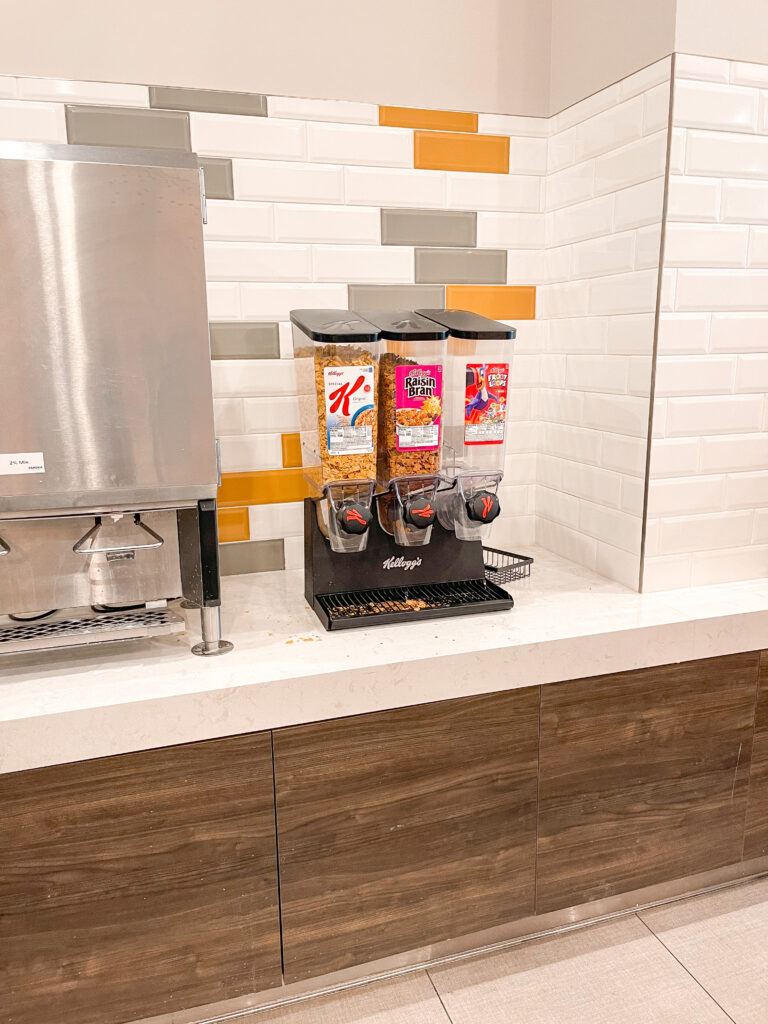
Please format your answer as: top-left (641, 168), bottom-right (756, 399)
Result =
top-left (744, 650), bottom-right (768, 860)
top-left (0, 733), bottom-right (282, 1024)
top-left (536, 652), bottom-right (760, 914)
top-left (273, 689), bottom-right (540, 983)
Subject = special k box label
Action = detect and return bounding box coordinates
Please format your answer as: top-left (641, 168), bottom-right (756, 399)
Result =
top-left (323, 365), bottom-right (376, 455)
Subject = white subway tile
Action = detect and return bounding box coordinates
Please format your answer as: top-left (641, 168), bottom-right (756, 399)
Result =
top-left (490, 514), bottom-right (537, 549)
top-left (565, 354), bottom-right (629, 393)
top-left (547, 316), bottom-right (605, 354)
top-left (753, 509), bottom-right (768, 542)
top-left (635, 223), bottom-right (662, 270)
top-left (547, 134), bottom-right (575, 173)
top-left (627, 355), bottom-right (652, 397)
top-left (618, 57), bottom-right (672, 101)
top-left (0, 77), bottom-right (16, 97)
top-left (312, 244), bottom-right (412, 283)
top-left (240, 283), bottom-right (347, 321)
top-left (594, 131), bottom-right (668, 195)
top-left (213, 397), bottom-right (245, 435)
top-left (700, 433), bottom-right (768, 472)
top-left (727, 470), bottom-right (768, 508)
top-left (735, 353), bottom-right (768, 392)
top-left (537, 485), bottom-right (581, 529)
top-left (655, 395), bottom-right (669, 441)
top-left (477, 112), bottom-right (549, 137)
top-left (656, 314), bottom-right (710, 354)
top-left (642, 553), bottom-right (692, 591)
top-left (0, 100), bottom-right (65, 142)
top-left (278, 321), bottom-right (293, 359)
top-left (572, 232), bottom-right (635, 279)
top-left (675, 269), bottom-right (768, 311)
top-left (730, 62), bottom-right (768, 89)
top-left (542, 244), bottom-right (572, 283)
top-left (508, 136), bottom-right (548, 174)
top-left (676, 54), bottom-right (730, 83)
top-left (507, 319), bottom-right (549, 353)
top-left (685, 130), bottom-right (768, 179)
top-left (760, 92), bottom-right (768, 133)
top-left (539, 353), bottom-right (567, 387)
top-left (665, 394), bottom-right (764, 435)
top-left (536, 517), bottom-right (598, 569)
top-left (504, 451), bottom-right (537, 480)
top-left (545, 160), bottom-right (595, 211)
top-left (669, 128), bottom-right (686, 174)
top-left (660, 269), bottom-right (676, 311)
top-left (621, 473), bottom-right (646, 514)
top-left (218, 433), bottom-right (283, 473)
top-left (18, 78), bottom-right (148, 106)
top-left (191, 112), bottom-right (305, 159)
top-left (588, 269), bottom-right (658, 315)
top-left (655, 354), bottom-right (735, 396)
top-left (248, 502), bottom-right (304, 539)
top-left (647, 475), bottom-right (726, 516)
top-left (689, 544), bottom-right (768, 586)
top-left (242, 395), bottom-right (301, 433)
top-left (550, 194), bottom-right (613, 245)
top-left (537, 387), bottom-right (584, 424)
top-left (207, 282), bottom-right (241, 320)
top-left (274, 203), bottom-right (380, 244)
top-left (445, 171), bottom-right (541, 213)
top-left (553, 83), bottom-right (621, 133)
top-left (748, 227), bottom-right (768, 267)
top-left (722, 180), bottom-right (768, 224)
top-left (710, 313), bottom-right (768, 352)
top-left (505, 248), bottom-right (546, 285)
top-left (541, 422), bottom-right (602, 464)
top-left (212, 358), bottom-right (296, 397)
top-left (476, 211), bottom-right (545, 248)
top-left (235, 159), bottom-right (344, 203)
top-left (596, 541), bottom-right (640, 588)
top-left (666, 175), bottom-right (721, 222)
top-left (658, 510), bottom-right (753, 553)
top-left (582, 392), bottom-right (650, 436)
top-left (536, 280), bottom-right (590, 318)
top-left (580, 502), bottom-right (642, 553)
top-left (674, 80), bottom-right (758, 132)
top-left (649, 437), bottom-right (700, 477)
top-left (307, 122), bottom-right (412, 167)
top-left (510, 354), bottom-right (542, 387)
top-left (574, 97), bottom-right (645, 163)
top-left (664, 223), bottom-right (749, 268)
top-left (604, 312), bottom-right (656, 355)
top-left (643, 83), bottom-right (670, 133)
top-left (267, 96), bottom-right (377, 124)
top-left (204, 200), bottom-right (274, 242)
top-left (283, 534), bottom-right (304, 570)
top-left (561, 460), bottom-right (623, 507)
top-left (345, 165), bottom-right (444, 208)
top-left (205, 241), bottom-right (311, 282)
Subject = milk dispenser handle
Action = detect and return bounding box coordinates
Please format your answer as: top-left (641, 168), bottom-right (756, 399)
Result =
top-left (73, 514), bottom-right (164, 554)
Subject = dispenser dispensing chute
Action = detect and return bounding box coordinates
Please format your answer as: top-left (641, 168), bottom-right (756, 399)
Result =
top-left (417, 309), bottom-right (516, 541)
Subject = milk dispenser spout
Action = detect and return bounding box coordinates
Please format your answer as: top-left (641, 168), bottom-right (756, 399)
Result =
top-left (417, 310), bottom-right (516, 542)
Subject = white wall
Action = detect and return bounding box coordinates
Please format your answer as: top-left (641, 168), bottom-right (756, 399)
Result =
top-left (0, 0), bottom-right (552, 116)
top-left (675, 0), bottom-right (768, 68)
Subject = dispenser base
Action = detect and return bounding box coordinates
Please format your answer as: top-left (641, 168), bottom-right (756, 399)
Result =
top-left (191, 639), bottom-right (234, 657)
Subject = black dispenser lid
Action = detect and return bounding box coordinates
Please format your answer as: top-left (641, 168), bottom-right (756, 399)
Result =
top-left (357, 310), bottom-right (449, 341)
top-left (416, 309), bottom-right (516, 340)
top-left (290, 309), bottom-right (381, 344)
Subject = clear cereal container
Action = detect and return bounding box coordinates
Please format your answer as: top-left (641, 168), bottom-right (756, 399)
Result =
top-left (290, 310), bottom-right (381, 492)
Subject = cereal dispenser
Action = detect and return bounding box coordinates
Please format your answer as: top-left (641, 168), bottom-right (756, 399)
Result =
top-left (418, 310), bottom-right (516, 541)
top-left (291, 310), bottom-right (381, 553)
top-left (362, 311), bottom-right (448, 548)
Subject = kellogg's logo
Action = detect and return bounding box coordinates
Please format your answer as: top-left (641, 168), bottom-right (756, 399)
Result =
top-left (382, 555), bottom-right (422, 571)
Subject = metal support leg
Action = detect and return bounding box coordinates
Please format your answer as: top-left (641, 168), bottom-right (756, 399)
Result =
top-left (192, 605), bottom-right (233, 657)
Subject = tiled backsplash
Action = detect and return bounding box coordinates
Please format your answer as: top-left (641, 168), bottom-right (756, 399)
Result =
top-left (644, 54), bottom-right (768, 591)
top-left (2, 55), bottom-right (767, 591)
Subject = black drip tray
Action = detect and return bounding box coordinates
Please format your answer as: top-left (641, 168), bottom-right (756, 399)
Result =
top-left (315, 578), bottom-right (513, 629)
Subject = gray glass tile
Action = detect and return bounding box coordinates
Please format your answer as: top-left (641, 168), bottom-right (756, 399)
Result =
top-left (150, 86), bottom-right (268, 117)
top-left (200, 157), bottom-right (234, 200)
top-left (382, 208), bottom-right (477, 247)
top-left (209, 323), bottom-right (280, 359)
top-left (219, 539), bottom-right (285, 576)
top-left (348, 284), bottom-right (445, 311)
top-left (65, 105), bottom-right (191, 150)
top-left (415, 248), bottom-right (507, 284)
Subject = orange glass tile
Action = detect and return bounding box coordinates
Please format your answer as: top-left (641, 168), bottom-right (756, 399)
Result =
top-left (281, 432), bottom-right (302, 468)
top-left (217, 506), bottom-right (250, 543)
top-left (446, 286), bottom-right (536, 320)
top-left (219, 468), bottom-right (312, 508)
top-left (414, 131), bottom-right (509, 174)
top-left (379, 106), bottom-right (478, 133)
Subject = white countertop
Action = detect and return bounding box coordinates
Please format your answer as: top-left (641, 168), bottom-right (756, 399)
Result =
top-left (2, 546), bottom-right (767, 775)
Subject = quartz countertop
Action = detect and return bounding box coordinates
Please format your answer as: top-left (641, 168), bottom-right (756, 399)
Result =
top-left (2, 546), bottom-right (768, 775)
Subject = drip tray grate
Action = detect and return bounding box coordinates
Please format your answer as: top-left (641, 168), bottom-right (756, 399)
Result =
top-left (315, 578), bottom-right (513, 630)
top-left (0, 608), bottom-right (185, 654)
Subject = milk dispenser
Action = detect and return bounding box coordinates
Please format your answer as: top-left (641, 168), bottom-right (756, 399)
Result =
top-left (418, 310), bottom-right (516, 541)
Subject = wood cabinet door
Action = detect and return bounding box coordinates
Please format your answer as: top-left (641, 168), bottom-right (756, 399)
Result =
top-left (536, 652), bottom-right (760, 914)
top-left (744, 650), bottom-right (768, 860)
top-left (274, 689), bottom-right (540, 983)
top-left (0, 733), bottom-right (282, 1024)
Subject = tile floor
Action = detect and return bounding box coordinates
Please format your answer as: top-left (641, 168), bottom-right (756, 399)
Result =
top-left (244, 877), bottom-right (768, 1023)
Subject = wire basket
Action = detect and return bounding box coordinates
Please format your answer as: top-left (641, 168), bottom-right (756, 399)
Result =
top-left (482, 547), bottom-right (533, 586)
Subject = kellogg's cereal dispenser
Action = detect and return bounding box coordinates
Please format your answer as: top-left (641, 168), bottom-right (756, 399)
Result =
top-left (361, 311), bottom-right (448, 547)
top-left (418, 309), bottom-right (516, 541)
top-left (291, 310), bottom-right (381, 553)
